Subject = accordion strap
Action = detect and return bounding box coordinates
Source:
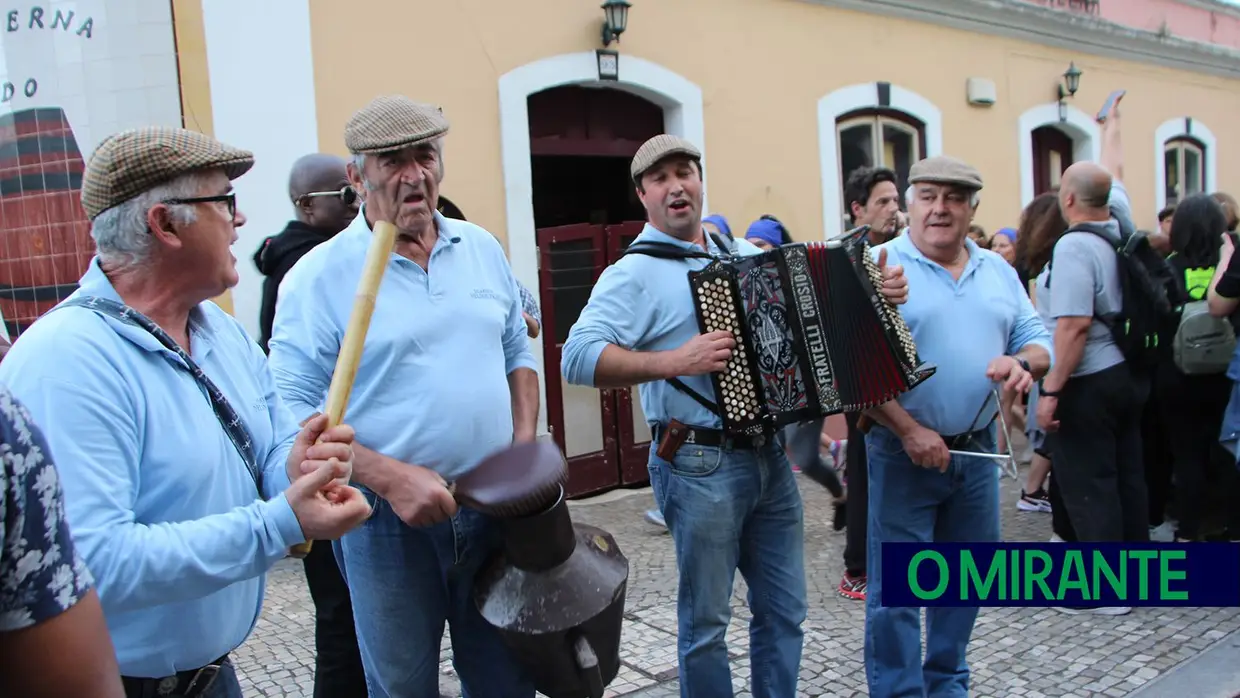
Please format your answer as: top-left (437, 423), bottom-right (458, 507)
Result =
top-left (621, 232), bottom-right (736, 261)
top-left (620, 232), bottom-right (735, 419)
top-left (666, 376), bottom-right (722, 416)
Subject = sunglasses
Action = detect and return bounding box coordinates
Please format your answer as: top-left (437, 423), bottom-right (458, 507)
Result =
top-left (296, 185), bottom-right (358, 207)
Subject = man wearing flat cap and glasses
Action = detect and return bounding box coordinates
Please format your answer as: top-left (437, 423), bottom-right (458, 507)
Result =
top-left (0, 126), bottom-right (373, 698)
top-left (562, 135), bottom-right (910, 697)
top-left (860, 155), bottom-right (1052, 697)
top-left (268, 96), bottom-right (540, 697)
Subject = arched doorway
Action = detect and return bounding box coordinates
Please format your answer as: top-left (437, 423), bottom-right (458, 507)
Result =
top-left (1031, 125), bottom-right (1074, 196)
top-left (531, 85), bottom-right (662, 497)
top-left (1018, 103), bottom-right (1099, 207)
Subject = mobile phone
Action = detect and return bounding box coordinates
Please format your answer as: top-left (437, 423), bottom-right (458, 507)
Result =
top-left (1097, 90), bottom-right (1126, 123)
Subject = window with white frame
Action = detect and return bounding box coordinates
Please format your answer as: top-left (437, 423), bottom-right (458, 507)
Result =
top-left (1164, 137), bottom-right (1206, 207)
top-left (837, 111), bottom-right (924, 229)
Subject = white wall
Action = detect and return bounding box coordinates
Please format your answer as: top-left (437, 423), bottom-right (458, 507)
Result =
top-left (202, 0), bottom-right (319, 338)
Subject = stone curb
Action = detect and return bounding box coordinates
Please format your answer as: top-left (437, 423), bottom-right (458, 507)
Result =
top-left (1127, 627), bottom-right (1240, 698)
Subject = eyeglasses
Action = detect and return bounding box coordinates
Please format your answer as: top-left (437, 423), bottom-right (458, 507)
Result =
top-left (164, 193), bottom-right (237, 219)
top-left (296, 185), bottom-right (358, 207)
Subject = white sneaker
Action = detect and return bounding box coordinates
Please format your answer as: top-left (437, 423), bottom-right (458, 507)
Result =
top-left (644, 509), bottom-right (667, 529)
top-left (1149, 522), bottom-right (1175, 542)
top-left (1049, 534), bottom-right (1064, 542)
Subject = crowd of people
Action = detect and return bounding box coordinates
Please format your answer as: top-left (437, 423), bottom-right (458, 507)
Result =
top-left (1, 86), bottom-right (1237, 698)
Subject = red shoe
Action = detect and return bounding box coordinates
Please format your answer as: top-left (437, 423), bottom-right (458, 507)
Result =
top-left (839, 573), bottom-right (867, 600)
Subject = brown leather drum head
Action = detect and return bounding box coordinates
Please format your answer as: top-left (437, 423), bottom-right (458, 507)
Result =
top-left (452, 440), bottom-right (569, 517)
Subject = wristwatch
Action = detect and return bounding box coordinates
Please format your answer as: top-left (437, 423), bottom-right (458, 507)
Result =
top-left (1014, 357), bottom-right (1032, 373)
top-left (1038, 379), bottom-right (1061, 397)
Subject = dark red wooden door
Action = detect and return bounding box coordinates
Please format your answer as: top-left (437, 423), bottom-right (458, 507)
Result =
top-left (537, 223), bottom-right (617, 497)
top-left (1032, 126), bottom-right (1074, 196)
top-left (537, 221), bottom-right (653, 497)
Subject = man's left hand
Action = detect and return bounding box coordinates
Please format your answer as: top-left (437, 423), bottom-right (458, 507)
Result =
top-left (877, 248), bottom-right (909, 305)
top-left (986, 355), bottom-right (1033, 394)
top-left (288, 412), bottom-right (356, 485)
top-left (1036, 395), bottom-right (1059, 432)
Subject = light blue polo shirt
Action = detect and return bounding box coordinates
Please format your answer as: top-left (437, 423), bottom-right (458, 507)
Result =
top-left (561, 225), bottom-right (763, 429)
top-left (0, 259), bottom-right (304, 678)
top-left (268, 209), bottom-right (537, 480)
top-left (874, 234), bottom-right (1053, 435)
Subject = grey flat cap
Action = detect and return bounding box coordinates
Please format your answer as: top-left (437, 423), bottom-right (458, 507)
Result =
top-left (631, 134), bottom-right (702, 182)
top-left (344, 95), bottom-right (449, 155)
top-left (908, 155), bottom-right (984, 191)
top-left (81, 126), bottom-right (253, 221)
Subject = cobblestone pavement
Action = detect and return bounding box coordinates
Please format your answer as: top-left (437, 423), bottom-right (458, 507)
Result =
top-left (233, 454), bottom-right (1240, 697)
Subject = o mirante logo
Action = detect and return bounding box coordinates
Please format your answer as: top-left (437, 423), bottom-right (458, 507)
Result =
top-left (881, 542), bottom-right (1240, 607)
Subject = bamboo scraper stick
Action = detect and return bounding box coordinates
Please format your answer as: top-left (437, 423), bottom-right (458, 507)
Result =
top-left (289, 219), bottom-right (398, 558)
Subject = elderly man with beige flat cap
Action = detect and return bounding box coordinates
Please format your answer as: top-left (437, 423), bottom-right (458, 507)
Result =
top-left (268, 96), bottom-right (539, 697)
top-left (861, 155), bottom-right (1052, 697)
top-left (0, 126), bottom-right (372, 698)
top-left (562, 135), bottom-right (909, 698)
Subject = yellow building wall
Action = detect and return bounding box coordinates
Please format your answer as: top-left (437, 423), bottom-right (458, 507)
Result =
top-left (303, 0), bottom-right (1239, 242)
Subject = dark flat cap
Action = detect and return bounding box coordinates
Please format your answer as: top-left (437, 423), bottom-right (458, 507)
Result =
top-left (908, 155), bottom-right (984, 191)
top-left (631, 134), bottom-right (702, 182)
top-left (344, 95), bottom-right (449, 155)
top-left (80, 126), bottom-right (254, 221)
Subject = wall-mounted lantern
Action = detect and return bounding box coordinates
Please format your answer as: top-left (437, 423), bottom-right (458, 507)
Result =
top-left (596, 0), bottom-right (631, 81)
top-left (601, 0), bottom-right (631, 47)
top-left (1057, 62), bottom-right (1082, 122)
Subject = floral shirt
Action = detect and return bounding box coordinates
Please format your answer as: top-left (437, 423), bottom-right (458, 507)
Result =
top-left (0, 386), bottom-right (93, 631)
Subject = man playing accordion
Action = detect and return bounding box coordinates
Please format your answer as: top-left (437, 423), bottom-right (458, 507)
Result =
top-left (562, 134), bottom-right (909, 697)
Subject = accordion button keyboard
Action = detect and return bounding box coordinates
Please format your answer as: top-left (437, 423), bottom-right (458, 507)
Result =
top-left (696, 278), bottom-right (760, 422)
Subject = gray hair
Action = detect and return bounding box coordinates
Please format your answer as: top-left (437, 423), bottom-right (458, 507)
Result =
top-left (905, 185), bottom-right (981, 209)
top-left (349, 137), bottom-right (446, 192)
top-left (90, 172), bottom-right (209, 269)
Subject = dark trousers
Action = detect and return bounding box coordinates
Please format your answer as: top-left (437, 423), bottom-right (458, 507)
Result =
top-left (843, 412), bottom-right (868, 577)
top-left (1141, 392), bottom-right (1175, 527)
top-left (1050, 363), bottom-right (1149, 542)
top-left (302, 540), bottom-right (368, 698)
top-left (1156, 368), bottom-right (1239, 539)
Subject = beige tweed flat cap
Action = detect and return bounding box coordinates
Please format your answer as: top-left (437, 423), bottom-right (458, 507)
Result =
top-left (80, 126), bottom-right (254, 220)
top-left (344, 95), bottom-right (450, 155)
top-left (631, 134), bottom-right (702, 183)
top-left (908, 155), bottom-right (984, 191)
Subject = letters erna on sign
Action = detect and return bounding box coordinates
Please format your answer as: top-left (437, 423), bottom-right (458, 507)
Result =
top-left (881, 543), bottom-right (1240, 607)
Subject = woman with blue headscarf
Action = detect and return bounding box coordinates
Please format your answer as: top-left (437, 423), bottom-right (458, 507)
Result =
top-left (744, 215), bottom-right (794, 250)
top-left (702, 214), bottom-right (731, 239)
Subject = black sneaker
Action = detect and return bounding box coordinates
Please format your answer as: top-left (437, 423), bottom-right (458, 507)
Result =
top-left (1018, 487), bottom-right (1052, 513)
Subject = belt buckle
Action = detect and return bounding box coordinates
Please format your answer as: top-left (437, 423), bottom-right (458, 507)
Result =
top-left (683, 429), bottom-right (697, 444)
top-left (182, 663), bottom-right (222, 697)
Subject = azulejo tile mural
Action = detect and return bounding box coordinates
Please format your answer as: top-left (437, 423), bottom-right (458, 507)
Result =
top-left (0, 1), bottom-right (185, 339)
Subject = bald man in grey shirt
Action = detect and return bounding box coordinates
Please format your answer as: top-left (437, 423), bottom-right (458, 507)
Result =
top-left (1034, 157), bottom-right (1149, 570)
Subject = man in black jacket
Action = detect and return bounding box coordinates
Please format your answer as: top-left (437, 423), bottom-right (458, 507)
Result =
top-left (252, 152), bottom-right (366, 698)
top-left (254, 153), bottom-right (360, 352)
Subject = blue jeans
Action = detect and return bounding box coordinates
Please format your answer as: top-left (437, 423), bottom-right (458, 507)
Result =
top-left (337, 495), bottom-right (535, 698)
top-left (648, 439), bottom-right (807, 698)
top-left (864, 425), bottom-right (1000, 698)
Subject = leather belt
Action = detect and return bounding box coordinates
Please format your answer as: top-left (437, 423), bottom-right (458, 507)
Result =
top-left (940, 428), bottom-right (992, 449)
top-left (122, 655), bottom-right (228, 698)
top-left (652, 423), bottom-right (767, 450)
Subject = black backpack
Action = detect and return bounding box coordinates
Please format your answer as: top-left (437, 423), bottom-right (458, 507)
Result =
top-left (1050, 221), bottom-right (1176, 375)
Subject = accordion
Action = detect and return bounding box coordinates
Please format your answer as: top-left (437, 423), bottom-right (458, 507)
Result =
top-left (688, 228), bottom-right (935, 436)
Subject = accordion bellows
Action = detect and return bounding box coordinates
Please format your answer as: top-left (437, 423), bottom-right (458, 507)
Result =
top-left (689, 230), bottom-right (936, 436)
